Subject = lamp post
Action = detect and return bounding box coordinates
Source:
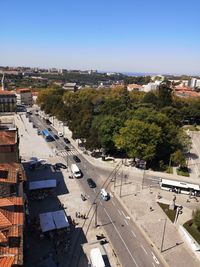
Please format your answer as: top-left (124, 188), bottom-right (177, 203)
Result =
top-left (160, 217), bottom-right (167, 252)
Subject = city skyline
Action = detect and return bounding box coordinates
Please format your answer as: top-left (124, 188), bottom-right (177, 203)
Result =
top-left (1, 0), bottom-right (200, 75)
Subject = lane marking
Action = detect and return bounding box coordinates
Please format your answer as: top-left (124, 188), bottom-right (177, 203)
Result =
top-left (152, 263), bottom-right (156, 267)
top-left (124, 219), bottom-right (128, 225)
top-left (151, 252), bottom-right (160, 264)
top-left (141, 245), bottom-right (147, 255)
top-left (131, 230), bottom-right (136, 238)
top-left (121, 210), bottom-right (126, 218)
top-left (93, 188), bottom-right (96, 193)
top-left (100, 202), bottom-right (103, 206)
top-left (118, 209), bottom-right (122, 215)
top-left (112, 200), bottom-right (116, 206)
top-left (104, 208), bottom-right (139, 267)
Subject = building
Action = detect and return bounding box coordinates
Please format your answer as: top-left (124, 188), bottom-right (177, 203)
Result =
top-left (0, 163), bottom-right (25, 197)
top-left (127, 84), bottom-right (142, 91)
top-left (16, 89), bottom-right (33, 106)
top-left (0, 130), bottom-right (19, 163)
top-left (63, 83), bottom-right (78, 92)
top-left (188, 78), bottom-right (200, 89)
top-left (0, 91), bottom-right (16, 113)
top-left (0, 196), bottom-right (24, 266)
top-left (174, 86), bottom-right (200, 98)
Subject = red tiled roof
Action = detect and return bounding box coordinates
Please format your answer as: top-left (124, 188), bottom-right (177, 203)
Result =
top-left (16, 88), bottom-right (31, 93)
top-left (0, 131), bottom-right (17, 146)
top-left (0, 256), bottom-right (14, 267)
top-left (0, 211), bottom-right (12, 228)
top-left (127, 84), bottom-right (142, 89)
top-left (0, 163), bottom-right (26, 183)
top-left (0, 248), bottom-right (19, 265)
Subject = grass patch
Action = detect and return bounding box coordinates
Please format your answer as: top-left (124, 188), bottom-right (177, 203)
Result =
top-left (165, 167), bottom-right (173, 174)
top-left (183, 220), bottom-right (200, 245)
top-left (158, 202), bottom-right (176, 223)
top-left (177, 169), bottom-right (190, 177)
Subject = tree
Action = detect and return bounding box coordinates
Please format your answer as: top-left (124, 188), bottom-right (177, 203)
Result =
top-left (171, 150), bottom-right (186, 167)
top-left (114, 119), bottom-right (161, 161)
top-left (192, 209), bottom-right (200, 230)
top-left (142, 91), bottom-right (158, 106)
top-left (157, 84), bottom-right (173, 108)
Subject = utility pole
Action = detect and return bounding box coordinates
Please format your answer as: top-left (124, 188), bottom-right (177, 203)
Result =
top-left (94, 202), bottom-right (98, 227)
top-left (120, 169), bottom-right (123, 197)
top-left (160, 218), bottom-right (167, 252)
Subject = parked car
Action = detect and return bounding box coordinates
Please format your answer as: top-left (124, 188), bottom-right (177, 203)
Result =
top-left (65, 146), bottom-right (70, 151)
top-left (53, 163), bottom-right (67, 170)
top-left (64, 137), bottom-right (70, 144)
top-left (100, 188), bottom-right (110, 201)
top-left (87, 178), bottom-right (96, 188)
top-left (54, 134), bottom-right (59, 140)
top-left (73, 155), bottom-right (81, 163)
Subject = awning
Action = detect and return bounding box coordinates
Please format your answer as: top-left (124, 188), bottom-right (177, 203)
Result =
top-left (39, 210), bottom-right (70, 233)
top-left (39, 212), bottom-right (55, 232)
top-left (29, 180), bottom-right (57, 190)
top-left (53, 210), bottom-right (70, 229)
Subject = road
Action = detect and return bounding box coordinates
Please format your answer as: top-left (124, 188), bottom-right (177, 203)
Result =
top-left (188, 131), bottom-right (200, 178)
top-left (30, 110), bottom-right (164, 267)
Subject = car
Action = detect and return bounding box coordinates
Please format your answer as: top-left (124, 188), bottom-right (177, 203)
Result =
top-left (58, 132), bottom-right (63, 137)
top-left (87, 178), bottom-right (96, 188)
top-left (54, 134), bottom-right (59, 140)
top-left (73, 155), bottom-right (81, 163)
top-left (54, 163), bottom-right (67, 170)
top-left (64, 137), bottom-right (70, 144)
top-left (65, 146), bottom-right (70, 151)
top-left (47, 127), bottom-right (52, 131)
top-left (100, 188), bottom-right (110, 201)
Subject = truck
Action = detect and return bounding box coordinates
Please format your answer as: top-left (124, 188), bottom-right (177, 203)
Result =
top-left (71, 164), bottom-right (82, 178)
top-left (90, 248), bottom-right (105, 267)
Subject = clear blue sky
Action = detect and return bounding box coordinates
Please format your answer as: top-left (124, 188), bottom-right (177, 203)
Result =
top-left (1, 0), bottom-right (200, 74)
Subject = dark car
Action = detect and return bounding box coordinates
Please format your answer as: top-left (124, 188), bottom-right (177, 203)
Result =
top-left (73, 155), bottom-right (81, 163)
top-left (54, 134), bottom-right (59, 140)
top-left (64, 137), bottom-right (70, 144)
top-left (65, 146), bottom-right (70, 151)
top-left (87, 178), bottom-right (96, 188)
top-left (54, 163), bottom-right (67, 170)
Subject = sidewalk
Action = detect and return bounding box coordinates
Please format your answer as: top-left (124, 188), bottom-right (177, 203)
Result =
top-left (112, 182), bottom-right (199, 267)
top-left (44, 114), bottom-right (200, 266)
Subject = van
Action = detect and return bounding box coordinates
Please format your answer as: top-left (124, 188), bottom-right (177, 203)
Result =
top-left (71, 164), bottom-right (82, 178)
top-left (100, 188), bottom-right (109, 201)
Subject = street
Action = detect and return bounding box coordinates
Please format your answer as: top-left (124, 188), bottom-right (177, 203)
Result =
top-left (30, 110), bottom-right (165, 267)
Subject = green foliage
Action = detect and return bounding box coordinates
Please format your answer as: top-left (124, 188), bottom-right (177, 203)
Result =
top-left (171, 150), bottom-right (186, 167)
top-left (192, 209), bottom-right (200, 230)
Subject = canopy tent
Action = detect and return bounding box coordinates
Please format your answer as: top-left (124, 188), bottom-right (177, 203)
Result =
top-left (39, 210), bottom-right (70, 233)
top-left (29, 180), bottom-right (57, 190)
top-left (39, 212), bottom-right (55, 232)
top-left (53, 210), bottom-right (70, 229)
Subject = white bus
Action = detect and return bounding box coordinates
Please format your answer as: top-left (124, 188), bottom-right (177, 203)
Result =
top-left (159, 178), bottom-right (200, 196)
top-left (71, 164), bottom-right (82, 178)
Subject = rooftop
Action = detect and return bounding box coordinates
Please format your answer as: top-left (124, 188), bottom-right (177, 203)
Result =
top-left (16, 88), bottom-right (31, 93)
top-left (0, 163), bottom-right (25, 184)
top-left (0, 131), bottom-right (17, 146)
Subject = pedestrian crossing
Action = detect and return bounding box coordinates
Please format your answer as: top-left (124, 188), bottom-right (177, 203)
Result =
top-left (57, 149), bottom-right (78, 157)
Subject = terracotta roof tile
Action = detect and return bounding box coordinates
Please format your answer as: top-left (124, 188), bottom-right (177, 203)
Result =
top-left (0, 256), bottom-right (14, 267)
top-left (0, 90), bottom-right (16, 95)
top-left (0, 163), bottom-right (26, 183)
top-left (0, 131), bottom-right (17, 146)
top-left (0, 211), bottom-right (12, 228)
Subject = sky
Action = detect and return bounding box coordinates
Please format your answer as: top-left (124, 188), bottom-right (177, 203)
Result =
top-left (1, 0), bottom-right (200, 75)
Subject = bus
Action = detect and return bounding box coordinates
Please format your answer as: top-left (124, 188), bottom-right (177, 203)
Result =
top-left (42, 129), bottom-right (54, 142)
top-left (159, 178), bottom-right (200, 196)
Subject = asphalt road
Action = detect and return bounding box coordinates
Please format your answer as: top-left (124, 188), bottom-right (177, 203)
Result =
top-left (30, 111), bottom-right (164, 267)
top-left (188, 131), bottom-right (200, 178)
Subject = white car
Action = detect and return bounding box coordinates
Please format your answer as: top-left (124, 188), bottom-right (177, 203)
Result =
top-left (58, 132), bottom-right (63, 137)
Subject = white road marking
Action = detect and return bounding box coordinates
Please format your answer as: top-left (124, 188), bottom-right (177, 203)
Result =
top-left (152, 262), bottom-right (156, 267)
top-left (131, 230), bottom-right (136, 238)
top-left (124, 219), bottom-right (128, 225)
top-left (93, 188), bottom-right (96, 193)
top-left (151, 252), bottom-right (160, 264)
top-left (112, 200), bottom-right (116, 206)
top-left (141, 245), bottom-right (147, 255)
top-left (104, 208), bottom-right (139, 267)
top-left (100, 202), bottom-right (103, 206)
top-left (118, 209), bottom-right (122, 215)
top-left (121, 210), bottom-right (126, 218)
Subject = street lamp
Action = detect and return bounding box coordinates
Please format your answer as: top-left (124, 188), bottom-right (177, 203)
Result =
top-left (159, 217), bottom-right (167, 252)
